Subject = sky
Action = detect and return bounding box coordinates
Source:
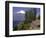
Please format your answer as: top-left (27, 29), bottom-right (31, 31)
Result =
top-left (13, 7), bottom-right (40, 21)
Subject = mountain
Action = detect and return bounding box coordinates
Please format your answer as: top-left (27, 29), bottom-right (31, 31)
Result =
top-left (13, 10), bottom-right (25, 21)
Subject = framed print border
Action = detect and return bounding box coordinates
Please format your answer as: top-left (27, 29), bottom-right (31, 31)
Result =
top-left (5, 1), bottom-right (45, 37)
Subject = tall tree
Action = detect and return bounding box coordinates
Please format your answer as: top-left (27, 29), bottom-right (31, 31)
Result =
top-left (25, 10), bottom-right (34, 23)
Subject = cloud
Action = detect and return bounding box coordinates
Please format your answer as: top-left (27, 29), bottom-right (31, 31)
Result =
top-left (17, 10), bottom-right (25, 14)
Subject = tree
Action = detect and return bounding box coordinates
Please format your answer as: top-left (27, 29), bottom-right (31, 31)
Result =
top-left (25, 10), bottom-right (34, 23)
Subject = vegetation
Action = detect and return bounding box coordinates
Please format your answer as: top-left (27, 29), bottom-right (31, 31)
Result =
top-left (18, 22), bottom-right (30, 30)
top-left (13, 25), bottom-right (18, 31)
top-left (38, 15), bottom-right (40, 20)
